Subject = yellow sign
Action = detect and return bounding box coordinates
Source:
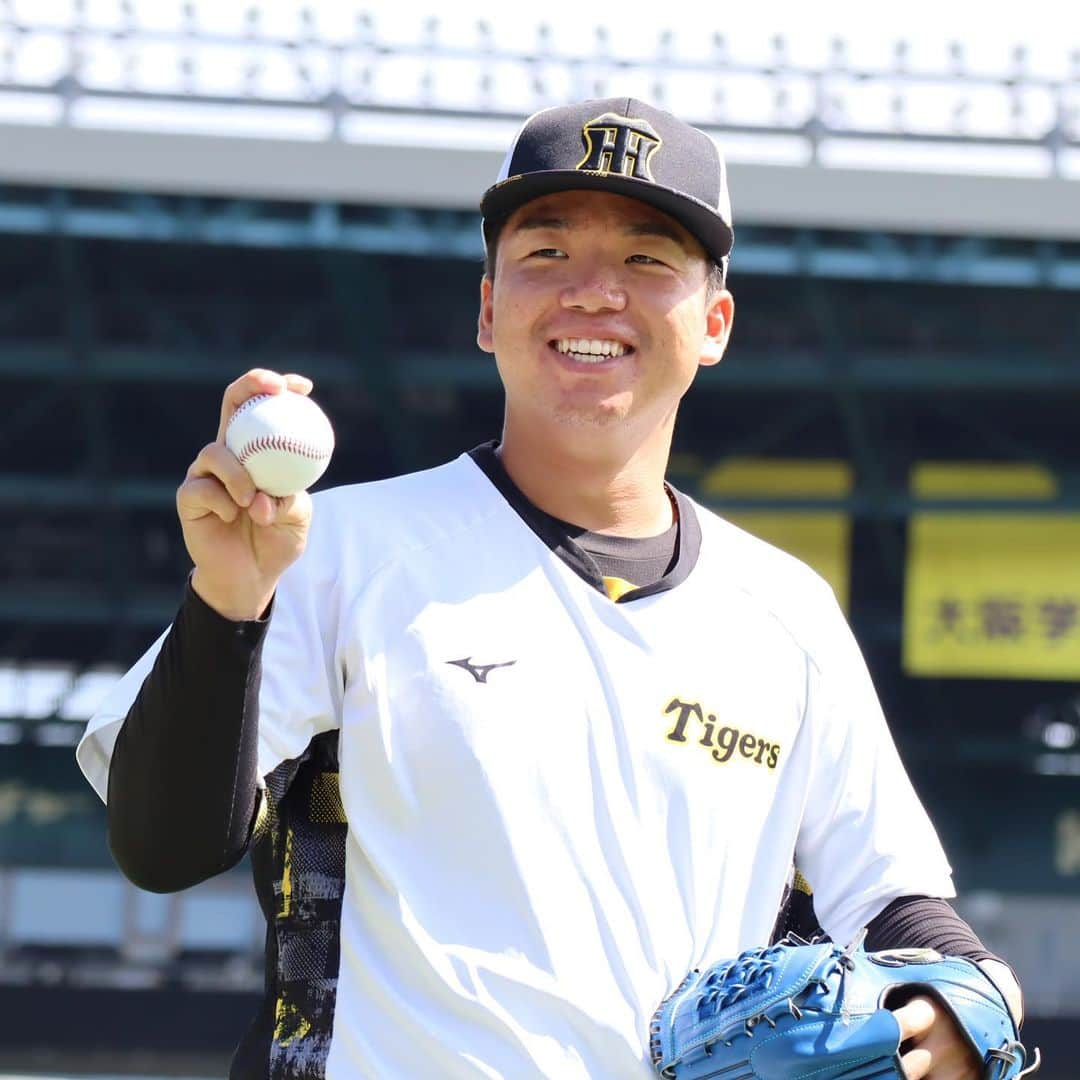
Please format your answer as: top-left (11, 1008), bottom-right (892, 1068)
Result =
top-left (904, 464), bottom-right (1080, 680)
top-left (701, 460), bottom-right (852, 612)
top-left (909, 462), bottom-right (1058, 500)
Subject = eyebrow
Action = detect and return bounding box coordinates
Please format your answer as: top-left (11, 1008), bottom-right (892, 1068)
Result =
top-left (511, 214), bottom-right (692, 253)
top-left (511, 215), bottom-right (571, 234)
top-left (624, 220), bottom-right (692, 252)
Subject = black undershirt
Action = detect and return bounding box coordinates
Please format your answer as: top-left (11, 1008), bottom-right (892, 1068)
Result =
top-left (105, 447), bottom-right (1013, 995)
top-left (581, 523), bottom-right (680, 589)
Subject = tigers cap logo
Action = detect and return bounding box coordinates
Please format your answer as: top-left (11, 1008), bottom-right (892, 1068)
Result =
top-left (576, 112), bottom-right (662, 182)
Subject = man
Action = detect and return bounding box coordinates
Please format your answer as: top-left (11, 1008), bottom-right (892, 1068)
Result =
top-left (78, 98), bottom-right (1023, 1079)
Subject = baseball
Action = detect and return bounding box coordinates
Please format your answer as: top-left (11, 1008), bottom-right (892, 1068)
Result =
top-left (225, 392), bottom-right (335, 497)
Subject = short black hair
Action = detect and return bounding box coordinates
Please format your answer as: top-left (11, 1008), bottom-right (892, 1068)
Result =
top-left (482, 217), bottom-right (727, 298)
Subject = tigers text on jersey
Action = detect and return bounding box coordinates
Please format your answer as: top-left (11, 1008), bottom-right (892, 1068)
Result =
top-left (78, 451), bottom-right (954, 1079)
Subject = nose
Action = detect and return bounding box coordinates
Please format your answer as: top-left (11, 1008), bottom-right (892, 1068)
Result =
top-left (560, 262), bottom-right (627, 313)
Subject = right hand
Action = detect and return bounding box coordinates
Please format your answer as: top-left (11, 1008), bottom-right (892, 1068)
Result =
top-left (178, 369), bottom-right (315, 621)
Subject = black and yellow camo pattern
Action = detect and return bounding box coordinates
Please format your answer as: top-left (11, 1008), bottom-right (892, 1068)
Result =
top-left (234, 731), bottom-right (347, 1080)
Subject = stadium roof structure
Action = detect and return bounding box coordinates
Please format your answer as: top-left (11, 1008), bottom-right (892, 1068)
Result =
top-left (2, 122), bottom-right (1080, 246)
top-left (1, 3), bottom-right (1078, 241)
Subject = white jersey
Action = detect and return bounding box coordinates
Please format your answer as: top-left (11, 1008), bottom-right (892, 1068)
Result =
top-left (78, 450), bottom-right (954, 1079)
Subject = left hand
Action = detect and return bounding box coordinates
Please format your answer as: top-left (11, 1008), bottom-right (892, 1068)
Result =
top-left (894, 995), bottom-right (979, 1080)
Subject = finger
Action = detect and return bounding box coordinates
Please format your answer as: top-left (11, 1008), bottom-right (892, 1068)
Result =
top-left (893, 997), bottom-right (936, 1044)
top-left (247, 491), bottom-right (277, 528)
top-left (177, 476), bottom-right (242, 524)
top-left (274, 489), bottom-right (311, 526)
top-left (187, 442), bottom-right (256, 507)
top-left (216, 368), bottom-right (290, 442)
top-left (248, 489), bottom-right (311, 529)
top-left (900, 1046), bottom-right (931, 1080)
top-left (283, 373), bottom-right (313, 396)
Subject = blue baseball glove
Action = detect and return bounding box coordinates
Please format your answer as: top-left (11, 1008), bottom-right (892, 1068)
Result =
top-left (649, 936), bottom-right (1040, 1079)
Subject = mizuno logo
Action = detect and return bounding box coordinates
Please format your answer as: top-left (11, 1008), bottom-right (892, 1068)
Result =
top-left (447, 657), bottom-right (517, 684)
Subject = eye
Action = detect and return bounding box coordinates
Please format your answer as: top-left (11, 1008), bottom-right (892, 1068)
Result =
top-left (627, 253), bottom-right (666, 266)
top-left (529, 247), bottom-right (567, 259)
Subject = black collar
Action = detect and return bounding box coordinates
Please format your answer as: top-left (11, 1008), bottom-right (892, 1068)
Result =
top-left (468, 442), bottom-right (701, 603)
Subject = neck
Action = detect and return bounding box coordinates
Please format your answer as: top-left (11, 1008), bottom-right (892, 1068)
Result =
top-left (497, 414), bottom-right (676, 537)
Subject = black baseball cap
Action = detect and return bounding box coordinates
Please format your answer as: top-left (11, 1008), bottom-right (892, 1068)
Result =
top-left (481, 97), bottom-right (733, 270)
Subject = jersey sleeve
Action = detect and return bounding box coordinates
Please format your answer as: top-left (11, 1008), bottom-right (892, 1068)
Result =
top-left (794, 594), bottom-right (955, 947)
top-left (253, 530), bottom-right (345, 782)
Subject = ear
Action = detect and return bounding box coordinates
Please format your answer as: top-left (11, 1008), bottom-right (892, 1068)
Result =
top-left (700, 289), bottom-right (734, 368)
top-left (477, 275), bottom-right (495, 354)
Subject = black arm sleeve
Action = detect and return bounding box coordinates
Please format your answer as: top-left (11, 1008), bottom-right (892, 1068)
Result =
top-left (865, 895), bottom-right (1023, 1021)
top-left (864, 895), bottom-right (1001, 966)
top-left (106, 581), bottom-right (269, 893)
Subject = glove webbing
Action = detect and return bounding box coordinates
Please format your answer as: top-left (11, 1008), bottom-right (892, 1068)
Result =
top-left (652, 937), bottom-right (859, 1075)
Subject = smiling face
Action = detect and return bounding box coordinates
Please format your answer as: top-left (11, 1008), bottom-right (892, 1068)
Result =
top-left (477, 189), bottom-right (733, 450)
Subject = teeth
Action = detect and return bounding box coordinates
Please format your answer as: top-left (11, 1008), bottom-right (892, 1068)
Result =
top-left (555, 338), bottom-right (628, 359)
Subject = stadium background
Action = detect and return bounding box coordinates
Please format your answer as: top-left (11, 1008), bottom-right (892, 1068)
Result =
top-left (1, 2), bottom-right (1078, 1076)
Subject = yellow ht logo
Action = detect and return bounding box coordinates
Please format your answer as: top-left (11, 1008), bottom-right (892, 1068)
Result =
top-left (577, 113), bottom-right (662, 181)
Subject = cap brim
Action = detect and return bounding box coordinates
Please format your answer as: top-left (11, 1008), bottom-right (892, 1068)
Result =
top-left (480, 170), bottom-right (733, 265)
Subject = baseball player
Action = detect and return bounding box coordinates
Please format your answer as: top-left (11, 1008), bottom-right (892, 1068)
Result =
top-left (78, 98), bottom-right (1024, 1079)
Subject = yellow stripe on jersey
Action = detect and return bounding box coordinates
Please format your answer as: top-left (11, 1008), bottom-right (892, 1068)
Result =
top-left (793, 868), bottom-right (813, 895)
top-left (280, 826), bottom-right (294, 918)
top-left (602, 576), bottom-right (638, 602)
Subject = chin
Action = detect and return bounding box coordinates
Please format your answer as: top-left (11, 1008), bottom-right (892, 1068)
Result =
top-left (550, 396), bottom-right (634, 429)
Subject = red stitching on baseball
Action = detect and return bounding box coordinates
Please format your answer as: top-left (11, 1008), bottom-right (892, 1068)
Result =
top-left (230, 394), bottom-right (269, 422)
top-left (238, 435), bottom-right (329, 464)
